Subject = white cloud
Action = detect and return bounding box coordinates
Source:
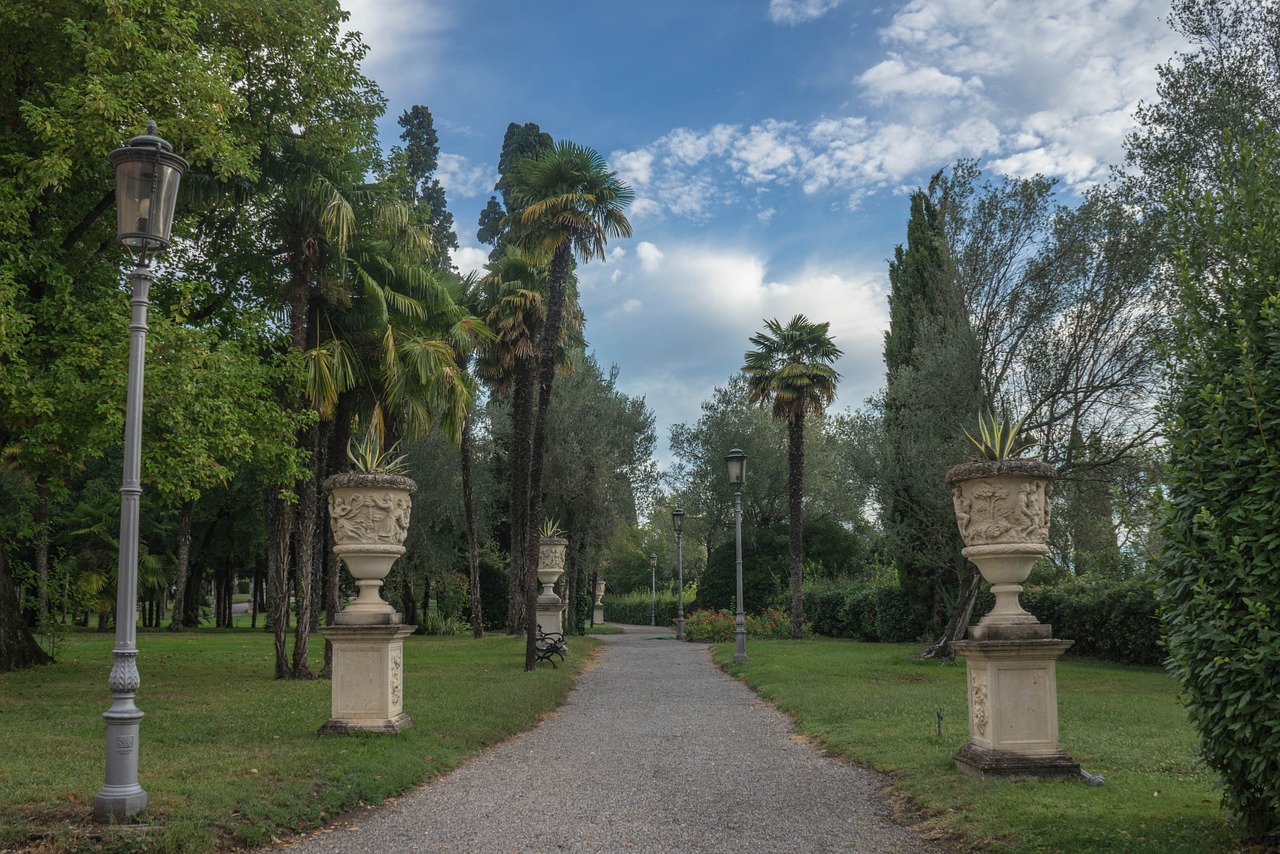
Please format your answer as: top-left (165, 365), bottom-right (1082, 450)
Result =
top-left (858, 57), bottom-right (976, 103)
top-left (635, 241), bottom-right (665, 272)
top-left (452, 244), bottom-right (488, 278)
top-left (768, 0), bottom-right (848, 25)
top-left (612, 149), bottom-right (655, 186)
top-left (342, 0), bottom-right (452, 90)
top-left (578, 240), bottom-right (889, 451)
top-left (436, 153), bottom-right (496, 199)
top-left (606, 0), bottom-right (1186, 221)
top-left (868, 0), bottom-right (1187, 186)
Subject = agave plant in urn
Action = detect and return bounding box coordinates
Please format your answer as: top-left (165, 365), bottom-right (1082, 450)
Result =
top-left (323, 424), bottom-right (417, 625)
top-left (945, 411), bottom-right (1055, 640)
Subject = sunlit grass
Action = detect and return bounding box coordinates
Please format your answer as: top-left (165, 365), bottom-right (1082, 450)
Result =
top-left (1, 628), bottom-right (595, 853)
top-left (713, 638), bottom-right (1239, 853)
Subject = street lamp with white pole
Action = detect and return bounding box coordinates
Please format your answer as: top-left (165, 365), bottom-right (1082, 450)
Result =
top-left (672, 507), bottom-right (686, 641)
top-left (725, 448), bottom-right (748, 663)
top-left (93, 122), bottom-right (187, 823)
top-left (649, 552), bottom-right (657, 626)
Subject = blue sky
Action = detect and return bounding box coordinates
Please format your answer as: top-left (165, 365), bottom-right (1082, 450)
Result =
top-left (343, 0), bottom-right (1187, 466)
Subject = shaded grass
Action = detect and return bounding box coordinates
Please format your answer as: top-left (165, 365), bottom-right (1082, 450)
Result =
top-left (713, 638), bottom-right (1240, 853)
top-left (1, 628), bottom-right (595, 852)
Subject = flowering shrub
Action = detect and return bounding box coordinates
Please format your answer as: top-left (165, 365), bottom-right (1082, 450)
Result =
top-left (682, 607), bottom-right (811, 642)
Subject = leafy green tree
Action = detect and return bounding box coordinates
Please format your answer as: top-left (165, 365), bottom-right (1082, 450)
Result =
top-left (506, 141), bottom-right (632, 669)
top-left (537, 355), bottom-right (657, 634)
top-left (1160, 131), bottom-right (1280, 844)
top-left (1126, 0), bottom-right (1280, 206)
top-left (743, 315), bottom-right (841, 638)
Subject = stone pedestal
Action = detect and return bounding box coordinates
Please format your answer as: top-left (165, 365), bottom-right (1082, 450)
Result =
top-left (536, 595), bottom-right (564, 636)
top-left (952, 637), bottom-right (1080, 780)
top-left (317, 623), bottom-right (415, 735)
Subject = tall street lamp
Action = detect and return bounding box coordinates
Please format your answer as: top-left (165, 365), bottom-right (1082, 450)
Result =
top-left (672, 507), bottom-right (686, 641)
top-left (93, 123), bottom-right (187, 823)
top-left (725, 448), bottom-right (748, 663)
top-left (649, 552), bottom-right (657, 626)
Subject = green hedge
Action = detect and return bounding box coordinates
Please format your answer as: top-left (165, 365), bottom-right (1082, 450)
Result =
top-left (804, 577), bottom-right (924, 643)
top-left (601, 590), bottom-right (680, 627)
top-left (806, 573), bottom-right (1163, 666)
top-left (1021, 575), bottom-right (1163, 666)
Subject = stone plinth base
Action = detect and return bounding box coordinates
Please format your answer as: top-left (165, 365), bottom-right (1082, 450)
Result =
top-left (593, 604), bottom-right (604, 625)
top-left (953, 637), bottom-right (1076, 776)
top-left (536, 596), bottom-right (564, 636)
top-left (317, 623), bottom-right (414, 735)
top-left (954, 744), bottom-right (1081, 781)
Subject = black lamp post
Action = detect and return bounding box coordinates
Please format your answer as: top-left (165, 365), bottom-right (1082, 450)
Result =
top-left (93, 123), bottom-right (186, 823)
top-left (725, 448), bottom-right (748, 662)
top-left (649, 552), bottom-right (657, 626)
top-left (672, 507), bottom-right (686, 641)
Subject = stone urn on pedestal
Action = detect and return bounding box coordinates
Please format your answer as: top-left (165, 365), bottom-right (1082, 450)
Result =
top-left (536, 521), bottom-right (568, 636)
top-left (317, 467), bottom-right (417, 735)
top-left (593, 579), bottom-right (606, 625)
top-left (946, 417), bottom-right (1080, 781)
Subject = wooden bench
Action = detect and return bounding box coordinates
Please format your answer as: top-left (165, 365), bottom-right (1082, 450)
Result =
top-left (534, 625), bottom-right (566, 668)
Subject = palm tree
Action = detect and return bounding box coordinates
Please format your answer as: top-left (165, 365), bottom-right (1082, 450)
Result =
top-left (506, 141), bottom-right (632, 669)
top-left (476, 246), bottom-right (582, 634)
top-left (743, 315), bottom-right (842, 639)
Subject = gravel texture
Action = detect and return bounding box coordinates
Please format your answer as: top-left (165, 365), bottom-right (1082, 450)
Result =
top-left (276, 624), bottom-right (942, 853)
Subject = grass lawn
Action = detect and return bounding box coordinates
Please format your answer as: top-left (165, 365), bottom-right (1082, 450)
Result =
top-left (1, 627), bottom-right (596, 853)
top-left (714, 638), bottom-right (1241, 853)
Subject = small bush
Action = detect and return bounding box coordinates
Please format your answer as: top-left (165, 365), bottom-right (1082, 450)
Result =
top-left (683, 607), bottom-right (812, 642)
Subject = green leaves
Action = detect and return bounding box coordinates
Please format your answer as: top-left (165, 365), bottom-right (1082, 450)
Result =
top-left (963, 410), bottom-right (1036, 460)
top-left (1160, 130), bottom-right (1280, 843)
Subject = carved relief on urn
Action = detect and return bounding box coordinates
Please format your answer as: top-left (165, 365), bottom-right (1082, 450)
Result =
top-left (946, 459), bottom-right (1056, 639)
top-left (323, 472), bottom-right (417, 624)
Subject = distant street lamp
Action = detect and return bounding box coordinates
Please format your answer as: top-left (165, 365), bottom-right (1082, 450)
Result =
top-left (672, 507), bottom-right (686, 641)
top-left (93, 123), bottom-right (187, 823)
top-left (725, 448), bottom-right (748, 663)
top-left (649, 552), bottom-right (657, 626)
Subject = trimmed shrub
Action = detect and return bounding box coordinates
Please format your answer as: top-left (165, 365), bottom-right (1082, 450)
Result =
top-left (804, 577), bottom-right (924, 642)
top-left (601, 590), bottom-right (678, 626)
top-left (1021, 575), bottom-right (1162, 666)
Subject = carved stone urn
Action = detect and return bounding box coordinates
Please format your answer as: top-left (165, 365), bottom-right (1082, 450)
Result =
top-left (536, 536), bottom-right (568, 635)
top-left (947, 457), bottom-right (1078, 780)
top-left (323, 471), bottom-right (417, 624)
top-left (593, 579), bottom-right (606, 625)
top-left (317, 470), bottom-right (417, 735)
top-left (945, 458), bottom-right (1055, 640)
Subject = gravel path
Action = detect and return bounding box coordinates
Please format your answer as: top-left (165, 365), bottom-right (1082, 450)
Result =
top-left (276, 624), bottom-right (942, 853)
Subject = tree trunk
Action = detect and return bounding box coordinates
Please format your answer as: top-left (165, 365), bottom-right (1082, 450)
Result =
top-left (34, 481), bottom-right (50, 621)
top-left (524, 242), bottom-right (572, 670)
top-left (168, 499), bottom-right (195, 631)
top-left (787, 415), bottom-right (806, 639)
top-left (0, 541), bottom-right (53, 671)
top-left (916, 561), bottom-right (982, 661)
top-left (268, 491), bottom-right (293, 679)
top-left (291, 423), bottom-right (323, 678)
top-left (506, 355), bottom-right (534, 633)
top-left (401, 571), bottom-right (419, 628)
top-left (460, 411), bottom-right (484, 638)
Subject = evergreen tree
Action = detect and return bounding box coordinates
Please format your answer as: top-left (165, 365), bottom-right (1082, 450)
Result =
top-left (880, 188), bottom-right (984, 651)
